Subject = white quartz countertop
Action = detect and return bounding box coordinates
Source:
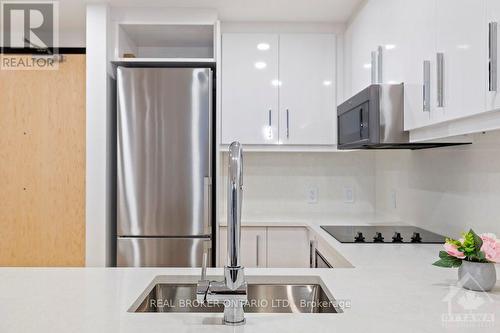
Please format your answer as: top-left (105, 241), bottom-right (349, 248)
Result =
top-left (1, 220), bottom-right (499, 332)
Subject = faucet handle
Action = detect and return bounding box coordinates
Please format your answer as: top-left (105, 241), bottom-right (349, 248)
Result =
top-left (201, 251), bottom-right (208, 281)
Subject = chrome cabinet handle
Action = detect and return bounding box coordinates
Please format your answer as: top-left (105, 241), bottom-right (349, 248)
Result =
top-left (201, 251), bottom-right (208, 280)
top-left (203, 177), bottom-right (212, 235)
top-left (423, 60), bottom-right (431, 112)
top-left (256, 235), bottom-right (260, 267)
top-left (489, 22), bottom-right (498, 92)
top-left (377, 45), bottom-right (383, 83)
top-left (437, 53), bottom-right (444, 107)
top-left (371, 51), bottom-right (377, 84)
top-left (268, 109), bottom-right (272, 127)
top-left (286, 109), bottom-right (290, 139)
top-left (309, 240), bottom-right (317, 268)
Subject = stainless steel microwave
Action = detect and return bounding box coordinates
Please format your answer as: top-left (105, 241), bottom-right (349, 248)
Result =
top-left (337, 84), bottom-right (468, 150)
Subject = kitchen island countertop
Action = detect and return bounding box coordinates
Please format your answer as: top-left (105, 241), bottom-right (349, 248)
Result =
top-left (1, 221), bottom-right (499, 333)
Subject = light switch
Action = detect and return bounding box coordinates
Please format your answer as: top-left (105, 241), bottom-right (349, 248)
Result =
top-left (344, 186), bottom-right (354, 203)
top-left (307, 187), bottom-right (319, 204)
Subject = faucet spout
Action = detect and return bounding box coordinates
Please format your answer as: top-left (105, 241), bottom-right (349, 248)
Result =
top-left (227, 141), bottom-right (243, 270)
top-left (196, 142), bottom-right (247, 326)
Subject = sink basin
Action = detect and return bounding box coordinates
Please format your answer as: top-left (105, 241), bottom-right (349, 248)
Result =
top-left (130, 276), bottom-right (339, 314)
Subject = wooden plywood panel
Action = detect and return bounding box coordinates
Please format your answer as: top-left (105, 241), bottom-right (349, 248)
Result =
top-left (0, 55), bottom-right (86, 266)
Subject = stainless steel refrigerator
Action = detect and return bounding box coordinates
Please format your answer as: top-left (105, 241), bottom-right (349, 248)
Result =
top-left (116, 66), bottom-right (213, 267)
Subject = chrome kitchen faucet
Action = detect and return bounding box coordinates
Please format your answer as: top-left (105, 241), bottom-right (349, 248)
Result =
top-left (196, 141), bottom-right (247, 325)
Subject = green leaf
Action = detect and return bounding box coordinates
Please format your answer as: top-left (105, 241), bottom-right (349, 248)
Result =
top-left (439, 250), bottom-right (451, 259)
top-left (470, 229), bottom-right (483, 254)
top-left (446, 238), bottom-right (462, 247)
top-left (432, 256), bottom-right (462, 268)
top-left (462, 231), bottom-right (477, 256)
top-left (468, 251), bottom-right (487, 262)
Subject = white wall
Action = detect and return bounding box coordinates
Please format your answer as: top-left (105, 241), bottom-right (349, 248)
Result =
top-left (375, 131), bottom-right (500, 237)
top-left (219, 151), bottom-right (377, 222)
top-left (86, 4), bottom-right (114, 266)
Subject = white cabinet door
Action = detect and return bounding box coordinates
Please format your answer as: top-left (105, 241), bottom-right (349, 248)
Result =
top-left (278, 34), bottom-right (336, 145)
top-left (267, 227), bottom-right (310, 268)
top-left (377, 0), bottom-right (407, 85)
top-left (487, 0), bottom-right (500, 111)
top-left (435, 0), bottom-right (486, 123)
top-left (400, 0), bottom-right (436, 130)
top-left (346, 0), bottom-right (382, 96)
top-left (219, 227), bottom-right (267, 268)
top-left (221, 34), bottom-right (279, 144)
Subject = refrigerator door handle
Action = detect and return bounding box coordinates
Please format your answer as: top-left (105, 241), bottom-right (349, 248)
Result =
top-left (204, 177), bottom-right (212, 235)
top-left (203, 239), bottom-right (212, 269)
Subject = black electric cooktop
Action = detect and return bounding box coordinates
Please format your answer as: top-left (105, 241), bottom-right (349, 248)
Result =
top-left (320, 225), bottom-right (447, 244)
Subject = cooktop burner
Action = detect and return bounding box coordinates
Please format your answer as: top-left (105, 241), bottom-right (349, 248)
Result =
top-left (320, 225), bottom-right (447, 244)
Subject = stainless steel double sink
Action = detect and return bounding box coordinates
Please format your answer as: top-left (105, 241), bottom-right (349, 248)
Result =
top-left (129, 275), bottom-right (340, 314)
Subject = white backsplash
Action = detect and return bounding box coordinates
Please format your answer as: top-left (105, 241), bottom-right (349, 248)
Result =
top-left (375, 131), bottom-right (500, 237)
top-left (219, 150), bottom-right (377, 222)
top-left (219, 131), bottom-right (500, 235)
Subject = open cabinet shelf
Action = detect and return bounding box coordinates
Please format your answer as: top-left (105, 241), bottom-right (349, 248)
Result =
top-left (115, 23), bottom-right (215, 61)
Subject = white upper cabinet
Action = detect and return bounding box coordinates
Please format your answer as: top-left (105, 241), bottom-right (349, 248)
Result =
top-left (435, 0), bottom-right (486, 123)
top-left (345, 0), bottom-right (381, 95)
top-left (278, 34), bottom-right (335, 145)
top-left (221, 34), bottom-right (279, 145)
top-left (399, 0), bottom-right (436, 130)
top-left (221, 33), bottom-right (336, 146)
top-left (487, 0), bottom-right (500, 111)
top-left (348, 0), bottom-right (490, 133)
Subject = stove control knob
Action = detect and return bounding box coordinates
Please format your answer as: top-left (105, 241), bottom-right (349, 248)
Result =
top-left (354, 232), bottom-right (365, 243)
top-left (373, 232), bottom-right (385, 243)
top-left (392, 232), bottom-right (404, 243)
top-left (411, 232), bottom-right (422, 243)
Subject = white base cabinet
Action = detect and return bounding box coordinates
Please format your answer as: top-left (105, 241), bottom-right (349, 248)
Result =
top-left (218, 226), bottom-right (310, 268)
top-left (267, 227), bottom-right (310, 268)
top-left (219, 227), bottom-right (267, 268)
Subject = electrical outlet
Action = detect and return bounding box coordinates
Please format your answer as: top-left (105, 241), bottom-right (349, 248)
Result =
top-left (391, 190), bottom-right (397, 209)
top-left (344, 186), bottom-right (354, 203)
top-left (307, 187), bottom-right (319, 204)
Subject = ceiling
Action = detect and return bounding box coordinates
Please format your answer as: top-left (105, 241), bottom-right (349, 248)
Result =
top-left (60, 0), bottom-right (364, 34)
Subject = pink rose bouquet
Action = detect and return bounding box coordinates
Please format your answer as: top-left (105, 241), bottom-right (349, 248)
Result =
top-left (433, 229), bottom-right (500, 267)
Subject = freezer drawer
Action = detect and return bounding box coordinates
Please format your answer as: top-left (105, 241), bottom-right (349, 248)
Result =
top-left (117, 237), bottom-right (211, 267)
